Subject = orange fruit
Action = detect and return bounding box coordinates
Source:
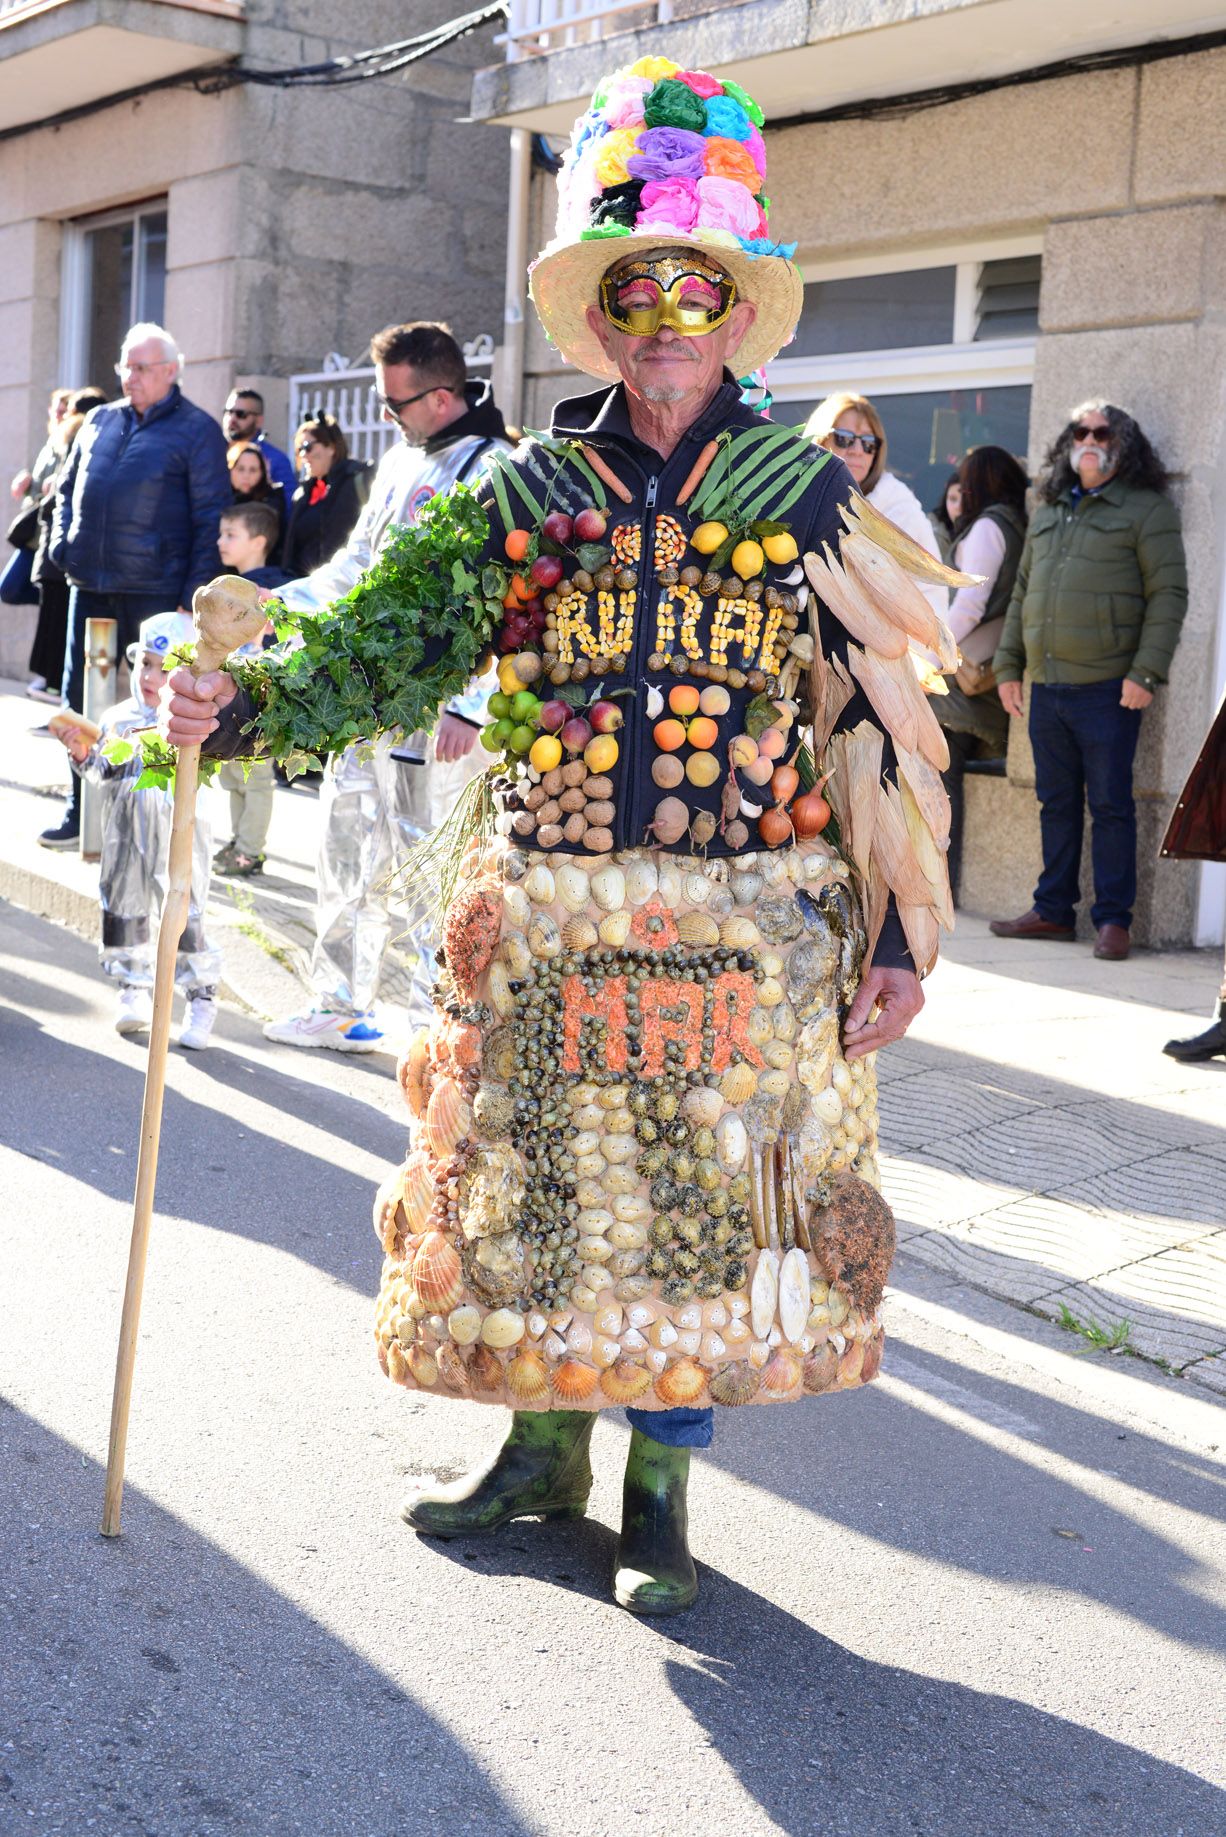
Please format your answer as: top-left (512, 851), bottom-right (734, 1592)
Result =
top-left (653, 718), bottom-right (688, 753)
top-left (508, 572), bottom-right (533, 604)
top-left (668, 684), bottom-right (701, 717)
top-left (686, 716), bottom-right (719, 751)
top-left (504, 529), bottom-right (532, 562)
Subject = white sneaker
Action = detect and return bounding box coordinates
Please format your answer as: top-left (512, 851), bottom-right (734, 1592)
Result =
top-left (115, 987), bottom-right (153, 1036)
top-left (262, 1006), bottom-right (385, 1052)
top-left (179, 993), bottom-right (217, 1051)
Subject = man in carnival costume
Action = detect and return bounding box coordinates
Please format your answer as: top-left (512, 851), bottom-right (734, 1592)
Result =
top-left (164, 57), bottom-right (962, 1614)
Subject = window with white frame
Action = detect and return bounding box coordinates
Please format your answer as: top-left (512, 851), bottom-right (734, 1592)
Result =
top-left (59, 201), bottom-right (169, 392)
top-left (767, 240), bottom-right (1041, 516)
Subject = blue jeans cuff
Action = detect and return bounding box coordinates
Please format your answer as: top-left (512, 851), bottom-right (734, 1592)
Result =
top-left (625, 1405), bottom-right (714, 1448)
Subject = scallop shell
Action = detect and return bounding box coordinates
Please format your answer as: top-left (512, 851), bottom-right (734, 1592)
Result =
top-left (412, 1230), bottom-right (464, 1312)
top-left (436, 1343), bottom-right (469, 1391)
top-left (505, 1346), bottom-right (552, 1403)
top-left (597, 909), bottom-right (632, 947)
top-left (861, 1327), bottom-right (885, 1382)
top-left (398, 1028), bottom-right (432, 1118)
top-left (719, 1063), bottom-right (757, 1106)
top-left (555, 864), bottom-right (591, 913)
top-left (715, 1110), bottom-right (748, 1172)
top-left (425, 1078), bottom-right (472, 1159)
top-left (677, 912), bottom-right (721, 947)
top-left (481, 1307), bottom-right (526, 1348)
top-left (709, 1361), bottom-right (761, 1406)
top-left (466, 1343), bottom-right (506, 1392)
top-left (523, 863), bottom-right (555, 905)
top-left (720, 916), bottom-right (760, 948)
top-left (751, 1249), bottom-right (779, 1339)
top-left (400, 1152), bottom-right (434, 1235)
top-left (386, 1341), bottom-right (408, 1384)
top-left (472, 1083), bottom-right (516, 1139)
top-left (682, 1086), bottom-right (723, 1128)
top-left (562, 915), bottom-right (599, 950)
top-left (407, 1344), bottom-right (439, 1389)
top-left (552, 1358), bottom-right (599, 1403)
top-left (503, 884), bottom-right (531, 931)
top-left (802, 1343), bottom-right (839, 1393)
top-left (486, 961), bottom-right (516, 1019)
top-left (729, 870), bottom-right (763, 906)
top-left (500, 931), bottom-right (533, 977)
top-left (528, 911), bottom-right (561, 959)
top-left (600, 1358), bottom-right (652, 1403)
top-left (447, 1304), bottom-right (482, 1345)
top-left (591, 865), bottom-right (627, 911)
top-left (761, 1347), bottom-right (803, 1394)
top-left (625, 860), bottom-right (659, 905)
top-left (654, 1355), bottom-right (708, 1406)
top-left (838, 1339), bottom-right (866, 1387)
top-left (779, 1247), bottom-right (811, 1344)
top-left (484, 1026), bottom-right (517, 1081)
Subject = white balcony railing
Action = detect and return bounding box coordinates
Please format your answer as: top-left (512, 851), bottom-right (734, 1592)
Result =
top-left (504, 0), bottom-right (674, 60)
top-left (0, 0), bottom-right (243, 21)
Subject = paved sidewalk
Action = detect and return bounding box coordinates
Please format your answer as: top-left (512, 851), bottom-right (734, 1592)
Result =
top-left (1, 677), bottom-right (1222, 1394)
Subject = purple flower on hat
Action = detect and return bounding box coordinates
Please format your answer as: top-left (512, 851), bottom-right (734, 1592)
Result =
top-left (703, 96), bottom-right (752, 142)
top-left (635, 178), bottom-right (700, 233)
top-left (626, 126), bottom-right (707, 182)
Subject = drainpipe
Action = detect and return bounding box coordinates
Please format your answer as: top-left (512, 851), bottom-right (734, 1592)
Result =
top-left (80, 616), bottom-right (117, 861)
top-left (500, 127), bottom-right (531, 432)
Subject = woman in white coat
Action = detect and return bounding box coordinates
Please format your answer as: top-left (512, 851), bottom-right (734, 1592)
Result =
top-left (806, 392), bottom-right (948, 625)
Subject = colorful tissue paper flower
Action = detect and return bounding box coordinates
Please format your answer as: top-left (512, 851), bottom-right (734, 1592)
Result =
top-left (594, 127), bottom-right (643, 188)
top-left (675, 70), bottom-right (723, 99)
top-left (581, 223), bottom-right (632, 241)
top-left (630, 55), bottom-right (681, 83)
top-left (698, 228), bottom-right (739, 251)
top-left (590, 179), bottom-right (646, 227)
top-left (738, 236), bottom-right (798, 259)
top-left (643, 77), bottom-right (708, 134)
top-left (696, 175), bottom-right (764, 239)
top-left (744, 125), bottom-right (767, 176)
top-left (703, 137), bottom-right (762, 190)
top-left (635, 178), bottom-right (700, 232)
top-left (720, 78), bottom-right (765, 126)
top-left (601, 71), bottom-right (652, 130)
top-left (703, 96), bottom-right (752, 142)
top-left (626, 126), bottom-right (707, 182)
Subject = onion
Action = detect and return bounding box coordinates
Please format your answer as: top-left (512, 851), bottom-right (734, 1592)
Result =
top-left (789, 787), bottom-right (831, 838)
top-left (758, 805), bottom-right (794, 848)
top-left (770, 764), bottom-right (800, 803)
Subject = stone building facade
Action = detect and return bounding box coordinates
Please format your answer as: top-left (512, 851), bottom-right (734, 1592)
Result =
top-left (0, 0), bottom-right (510, 669)
top-left (470, 0), bottom-right (1226, 950)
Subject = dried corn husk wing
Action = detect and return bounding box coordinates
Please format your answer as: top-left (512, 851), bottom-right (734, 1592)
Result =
top-left (898, 774), bottom-right (954, 930)
top-left (825, 719), bottom-right (882, 883)
top-left (841, 491), bottom-right (981, 589)
top-left (911, 650), bottom-right (952, 694)
top-left (895, 743), bottom-right (952, 851)
top-left (810, 645), bottom-right (857, 755)
top-left (841, 530), bottom-right (953, 659)
top-left (898, 900), bottom-right (941, 977)
top-left (871, 781), bottom-right (938, 908)
top-left (804, 546), bottom-right (909, 659)
top-left (848, 645), bottom-right (950, 770)
top-left (863, 861), bottom-right (890, 973)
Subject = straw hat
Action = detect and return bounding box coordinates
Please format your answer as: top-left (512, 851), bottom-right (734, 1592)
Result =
top-left (529, 56), bottom-right (803, 383)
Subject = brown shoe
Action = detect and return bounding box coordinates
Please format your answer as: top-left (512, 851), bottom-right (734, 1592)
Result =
top-left (1094, 923), bottom-right (1130, 961)
top-left (989, 907), bottom-right (1076, 941)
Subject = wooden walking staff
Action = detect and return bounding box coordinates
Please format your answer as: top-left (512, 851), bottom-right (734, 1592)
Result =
top-left (101, 576), bottom-right (267, 1538)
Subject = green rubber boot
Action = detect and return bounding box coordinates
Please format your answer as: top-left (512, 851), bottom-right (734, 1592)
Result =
top-left (402, 1409), bottom-right (596, 1537)
top-left (614, 1428), bottom-right (699, 1615)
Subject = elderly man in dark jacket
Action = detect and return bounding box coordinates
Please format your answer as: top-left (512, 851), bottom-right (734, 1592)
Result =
top-left (42, 322), bottom-right (230, 846)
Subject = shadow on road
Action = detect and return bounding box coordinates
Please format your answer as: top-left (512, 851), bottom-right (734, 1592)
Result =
top-left (0, 1406), bottom-right (533, 1837)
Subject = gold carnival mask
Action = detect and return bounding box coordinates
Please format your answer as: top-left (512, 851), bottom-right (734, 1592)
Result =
top-left (599, 254), bottom-right (737, 338)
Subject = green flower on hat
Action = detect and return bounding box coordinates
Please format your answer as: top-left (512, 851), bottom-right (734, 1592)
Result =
top-left (643, 76), bottom-right (708, 134)
top-left (579, 223), bottom-right (633, 240)
top-left (719, 78), bottom-right (764, 126)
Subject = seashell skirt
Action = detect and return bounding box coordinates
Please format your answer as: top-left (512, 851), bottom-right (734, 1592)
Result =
top-left (374, 839), bottom-right (895, 1411)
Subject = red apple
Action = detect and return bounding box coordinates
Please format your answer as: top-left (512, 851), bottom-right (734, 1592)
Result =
top-left (530, 554), bottom-right (563, 590)
top-left (589, 698), bottom-right (623, 734)
top-left (539, 699), bottom-right (569, 733)
top-left (542, 511), bottom-right (574, 546)
top-left (560, 716), bottom-right (593, 754)
top-left (573, 507), bottom-right (607, 542)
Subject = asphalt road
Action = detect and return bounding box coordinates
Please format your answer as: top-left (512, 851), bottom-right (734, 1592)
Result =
top-left (1, 899), bottom-right (1223, 1837)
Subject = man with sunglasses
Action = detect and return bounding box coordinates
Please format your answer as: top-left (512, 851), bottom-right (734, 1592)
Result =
top-left (259, 321), bottom-right (511, 1054)
top-left (993, 401), bottom-right (1187, 960)
top-left (222, 388), bottom-right (295, 499)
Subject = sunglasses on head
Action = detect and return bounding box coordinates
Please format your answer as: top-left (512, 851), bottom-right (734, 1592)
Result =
top-left (830, 428), bottom-right (880, 455)
top-left (1071, 423), bottom-right (1113, 444)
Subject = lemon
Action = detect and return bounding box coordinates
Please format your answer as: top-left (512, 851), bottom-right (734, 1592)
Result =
top-left (690, 520), bottom-right (729, 555)
top-left (498, 658), bottom-right (526, 695)
top-left (731, 538), bottom-right (765, 579)
top-left (762, 531), bottom-right (799, 565)
top-left (584, 733), bottom-right (620, 774)
top-left (529, 733), bottom-right (562, 772)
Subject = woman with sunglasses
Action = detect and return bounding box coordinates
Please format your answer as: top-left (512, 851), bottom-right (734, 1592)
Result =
top-left (806, 391), bottom-right (948, 622)
top-left (991, 402), bottom-right (1187, 960)
top-left (282, 414), bottom-right (372, 579)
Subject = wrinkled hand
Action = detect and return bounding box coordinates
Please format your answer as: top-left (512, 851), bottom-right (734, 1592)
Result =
top-left (843, 966), bottom-right (925, 1061)
top-left (998, 680), bottom-right (1024, 718)
top-left (434, 712), bottom-right (479, 763)
top-left (1120, 679), bottom-right (1153, 711)
top-left (159, 664), bottom-right (236, 748)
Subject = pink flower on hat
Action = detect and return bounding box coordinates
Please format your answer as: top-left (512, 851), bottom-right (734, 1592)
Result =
top-left (744, 124), bottom-right (767, 177)
top-left (675, 70), bottom-right (723, 99)
top-left (696, 175), bottom-right (765, 239)
top-left (635, 178), bottom-right (700, 233)
top-left (602, 72), bottom-right (651, 130)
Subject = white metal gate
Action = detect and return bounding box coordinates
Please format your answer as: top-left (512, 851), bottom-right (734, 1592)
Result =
top-left (287, 334), bottom-right (496, 467)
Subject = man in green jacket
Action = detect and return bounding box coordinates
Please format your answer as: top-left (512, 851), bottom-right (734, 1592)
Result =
top-left (991, 401), bottom-right (1187, 960)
